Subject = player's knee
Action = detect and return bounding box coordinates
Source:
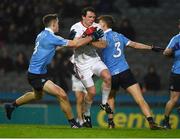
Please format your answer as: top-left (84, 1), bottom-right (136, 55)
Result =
top-left (87, 91), bottom-right (96, 98)
top-left (104, 75), bottom-right (111, 85)
top-left (57, 91), bottom-right (68, 100)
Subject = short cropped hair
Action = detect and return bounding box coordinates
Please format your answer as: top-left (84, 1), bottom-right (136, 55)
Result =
top-left (81, 7), bottom-right (96, 17)
top-left (97, 15), bottom-right (115, 28)
top-left (42, 14), bottom-right (58, 27)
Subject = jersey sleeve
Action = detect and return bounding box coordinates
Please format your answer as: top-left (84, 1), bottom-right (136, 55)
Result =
top-left (50, 34), bottom-right (69, 47)
top-left (121, 34), bottom-right (130, 46)
top-left (166, 36), bottom-right (178, 49)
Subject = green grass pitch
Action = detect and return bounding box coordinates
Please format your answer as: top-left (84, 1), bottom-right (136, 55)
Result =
top-left (0, 124), bottom-right (180, 138)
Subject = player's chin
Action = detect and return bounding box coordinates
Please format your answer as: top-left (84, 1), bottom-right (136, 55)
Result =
top-left (89, 21), bottom-right (94, 26)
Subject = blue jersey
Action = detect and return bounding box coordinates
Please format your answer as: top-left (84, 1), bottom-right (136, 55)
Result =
top-left (102, 29), bottom-right (130, 76)
top-left (28, 28), bottom-right (68, 74)
top-left (166, 34), bottom-right (180, 74)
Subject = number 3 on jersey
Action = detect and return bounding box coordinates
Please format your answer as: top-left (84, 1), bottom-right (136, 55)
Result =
top-left (33, 41), bottom-right (39, 54)
top-left (113, 42), bottom-right (121, 58)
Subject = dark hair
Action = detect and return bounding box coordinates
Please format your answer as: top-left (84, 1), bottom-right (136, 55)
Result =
top-left (81, 7), bottom-right (95, 17)
top-left (42, 14), bottom-right (58, 27)
top-left (97, 15), bottom-right (115, 28)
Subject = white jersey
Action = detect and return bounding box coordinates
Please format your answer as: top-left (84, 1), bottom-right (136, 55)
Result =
top-left (70, 22), bottom-right (108, 87)
top-left (70, 22), bottom-right (104, 69)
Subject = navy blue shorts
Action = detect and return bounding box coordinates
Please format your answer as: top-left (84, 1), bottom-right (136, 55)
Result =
top-left (27, 72), bottom-right (48, 91)
top-left (111, 69), bottom-right (137, 91)
top-left (169, 72), bottom-right (180, 92)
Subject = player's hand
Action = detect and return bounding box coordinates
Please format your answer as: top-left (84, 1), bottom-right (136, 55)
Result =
top-left (151, 46), bottom-right (165, 52)
top-left (68, 29), bottom-right (76, 40)
top-left (91, 29), bottom-right (104, 41)
top-left (84, 27), bottom-right (97, 36)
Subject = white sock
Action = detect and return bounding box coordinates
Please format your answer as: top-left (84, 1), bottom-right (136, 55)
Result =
top-left (102, 87), bottom-right (111, 105)
top-left (76, 118), bottom-right (84, 126)
top-left (84, 99), bottom-right (92, 116)
top-left (79, 119), bottom-right (84, 126)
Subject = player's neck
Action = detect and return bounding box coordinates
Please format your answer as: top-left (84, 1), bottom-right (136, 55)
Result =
top-left (45, 27), bottom-right (54, 33)
top-left (104, 28), bottom-right (112, 33)
top-left (81, 21), bottom-right (91, 28)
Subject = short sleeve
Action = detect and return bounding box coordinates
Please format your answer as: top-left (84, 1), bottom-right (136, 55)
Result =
top-left (51, 34), bottom-right (69, 47)
top-left (121, 34), bottom-right (130, 46)
top-left (166, 36), bottom-right (178, 49)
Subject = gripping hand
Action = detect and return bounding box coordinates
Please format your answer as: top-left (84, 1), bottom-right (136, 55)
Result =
top-left (83, 27), bottom-right (97, 36)
top-left (91, 29), bottom-right (104, 41)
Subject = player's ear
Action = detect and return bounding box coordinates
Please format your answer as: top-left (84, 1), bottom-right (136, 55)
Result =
top-left (51, 20), bottom-right (56, 27)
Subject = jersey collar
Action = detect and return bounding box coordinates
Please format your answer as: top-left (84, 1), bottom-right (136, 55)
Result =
top-left (45, 28), bottom-right (54, 34)
top-left (104, 28), bottom-right (112, 34)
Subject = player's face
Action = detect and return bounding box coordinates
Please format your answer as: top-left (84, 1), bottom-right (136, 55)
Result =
top-left (98, 20), bottom-right (106, 31)
top-left (82, 11), bottom-right (96, 27)
top-left (53, 19), bottom-right (59, 33)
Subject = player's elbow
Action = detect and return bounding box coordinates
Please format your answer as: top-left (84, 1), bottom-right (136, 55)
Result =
top-left (100, 41), bottom-right (107, 48)
top-left (163, 49), bottom-right (173, 57)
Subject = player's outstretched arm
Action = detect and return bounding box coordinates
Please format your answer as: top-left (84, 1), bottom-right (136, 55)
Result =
top-left (128, 41), bottom-right (152, 49)
top-left (68, 36), bottom-right (93, 48)
top-left (67, 29), bottom-right (104, 48)
top-left (128, 41), bottom-right (164, 52)
top-left (128, 41), bottom-right (152, 50)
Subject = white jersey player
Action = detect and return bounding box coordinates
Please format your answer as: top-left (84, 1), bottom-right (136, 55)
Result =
top-left (70, 7), bottom-right (113, 128)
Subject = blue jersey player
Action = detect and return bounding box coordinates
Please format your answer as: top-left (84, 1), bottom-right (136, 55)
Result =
top-left (4, 14), bottom-right (103, 128)
top-left (97, 15), bottom-right (164, 130)
top-left (162, 30), bottom-right (180, 129)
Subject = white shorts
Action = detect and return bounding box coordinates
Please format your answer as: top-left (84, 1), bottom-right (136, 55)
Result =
top-left (72, 75), bottom-right (87, 93)
top-left (75, 58), bottom-right (108, 88)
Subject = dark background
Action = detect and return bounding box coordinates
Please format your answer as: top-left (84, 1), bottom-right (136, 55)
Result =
top-left (0, 0), bottom-right (179, 96)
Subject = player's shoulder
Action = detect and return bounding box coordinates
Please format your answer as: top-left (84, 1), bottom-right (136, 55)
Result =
top-left (111, 31), bottom-right (123, 38)
top-left (171, 33), bottom-right (180, 42)
top-left (71, 22), bottom-right (82, 29)
top-left (174, 33), bottom-right (180, 39)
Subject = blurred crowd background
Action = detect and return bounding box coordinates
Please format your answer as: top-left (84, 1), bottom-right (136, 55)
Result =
top-left (0, 0), bottom-right (180, 95)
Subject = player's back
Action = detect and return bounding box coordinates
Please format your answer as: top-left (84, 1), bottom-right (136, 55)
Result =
top-left (28, 29), bottom-right (61, 74)
top-left (102, 30), bottom-right (129, 75)
top-left (171, 34), bottom-right (180, 74)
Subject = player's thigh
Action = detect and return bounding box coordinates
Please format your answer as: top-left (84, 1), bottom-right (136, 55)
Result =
top-left (43, 80), bottom-right (66, 97)
top-left (169, 91), bottom-right (180, 102)
top-left (126, 83), bottom-right (145, 102)
top-left (92, 60), bottom-right (108, 77)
